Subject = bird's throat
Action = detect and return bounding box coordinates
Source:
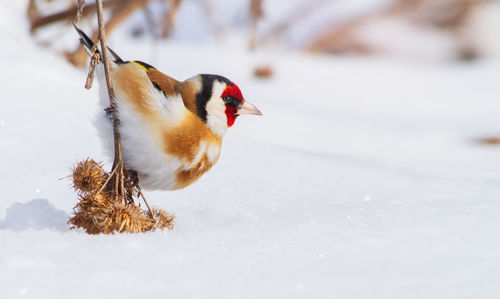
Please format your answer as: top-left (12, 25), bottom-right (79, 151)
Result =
top-left (225, 106), bottom-right (238, 127)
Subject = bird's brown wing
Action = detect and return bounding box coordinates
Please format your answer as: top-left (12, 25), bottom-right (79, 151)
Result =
top-left (145, 67), bottom-right (198, 115)
top-left (145, 68), bottom-right (180, 97)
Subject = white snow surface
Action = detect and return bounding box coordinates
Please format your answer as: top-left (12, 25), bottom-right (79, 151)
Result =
top-left (1, 1), bottom-right (500, 298)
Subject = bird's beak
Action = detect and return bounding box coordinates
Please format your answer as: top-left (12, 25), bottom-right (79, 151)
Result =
top-left (238, 100), bottom-right (263, 116)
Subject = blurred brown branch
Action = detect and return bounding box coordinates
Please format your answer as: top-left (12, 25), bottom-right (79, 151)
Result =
top-left (305, 0), bottom-right (486, 59)
top-left (30, 0), bottom-right (125, 33)
top-left (29, 0), bottom-right (184, 66)
top-left (160, 0), bottom-right (183, 38)
top-left (248, 0), bottom-right (263, 50)
top-left (26, 0), bottom-right (40, 23)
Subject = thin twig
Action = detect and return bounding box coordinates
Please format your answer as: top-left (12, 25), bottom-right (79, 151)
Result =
top-left (138, 188), bottom-right (154, 217)
top-left (94, 164), bottom-right (119, 196)
top-left (95, 0), bottom-right (126, 203)
top-left (26, 0), bottom-right (40, 23)
top-left (85, 44), bottom-right (100, 89)
top-left (160, 0), bottom-right (183, 38)
top-left (120, 162), bottom-right (126, 204)
top-left (74, 0), bottom-right (86, 24)
top-left (248, 0), bottom-right (263, 50)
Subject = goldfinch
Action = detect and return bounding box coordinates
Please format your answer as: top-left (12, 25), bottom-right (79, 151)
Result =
top-left (75, 26), bottom-right (262, 191)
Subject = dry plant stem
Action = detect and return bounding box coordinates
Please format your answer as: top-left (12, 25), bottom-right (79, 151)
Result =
top-left (138, 188), bottom-right (154, 217)
top-left (161, 0), bottom-right (183, 38)
top-left (26, 0), bottom-right (39, 23)
top-left (248, 0), bottom-right (263, 50)
top-left (85, 45), bottom-right (100, 89)
top-left (75, 0), bottom-right (86, 24)
top-left (95, 164), bottom-right (119, 196)
top-left (95, 0), bottom-right (126, 203)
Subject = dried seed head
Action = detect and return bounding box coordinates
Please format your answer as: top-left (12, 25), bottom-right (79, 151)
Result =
top-left (150, 208), bottom-right (175, 230)
top-left (72, 158), bottom-right (105, 194)
top-left (69, 158), bottom-right (174, 234)
top-left (69, 188), bottom-right (175, 234)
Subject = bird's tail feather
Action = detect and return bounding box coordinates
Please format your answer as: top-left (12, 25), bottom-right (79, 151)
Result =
top-left (73, 24), bottom-right (124, 63)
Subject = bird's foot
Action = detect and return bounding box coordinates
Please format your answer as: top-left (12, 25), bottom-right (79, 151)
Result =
top-left (125, 169), bottom-right (140, 190)
top-left (104, 105), bottom-right (116, 119)
top-left (126, 170), bottom-right (155, 218)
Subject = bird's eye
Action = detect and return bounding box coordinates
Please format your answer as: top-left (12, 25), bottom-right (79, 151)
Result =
top-left (223, 96), bottom-right (233, 104)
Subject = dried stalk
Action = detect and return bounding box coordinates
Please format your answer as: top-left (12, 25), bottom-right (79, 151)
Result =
top-left (248, 0), bottom-right (263, 50)
top-left (161, 0), bottom-right (183, 38)
top-left (94, 0), bottom-right (155, 211)
top-left (138, 188), bottom-right (154, 216)
top-left (74, 0), bottom-right (86, 24)
top-left (84, 44), bottom-right (100, 89)
top-left (26, 0), bottom-right (40, 23)
top-left (92, 0), bottom-right (126, 203)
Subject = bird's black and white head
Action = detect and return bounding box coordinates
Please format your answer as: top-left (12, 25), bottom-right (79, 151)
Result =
top-left (187, 74), bottom-right (262, 136)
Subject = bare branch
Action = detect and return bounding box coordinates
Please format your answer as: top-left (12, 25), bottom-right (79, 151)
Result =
top-left (84, 44), bottom-right (100, 89)
top-left (161, 0), bottom-right (183, 38)
top-left (94, 0), bottom-right (127, 203)
top-left (248, 0), bottom-right (263, 50)
top-left (75, 0), bottom-right (86, 24)
top-left (30, 0), bottom-right (120, 33)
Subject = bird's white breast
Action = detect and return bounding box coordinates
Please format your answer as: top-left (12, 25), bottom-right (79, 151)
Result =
top-left (95, 66), bottom-right (220, 190)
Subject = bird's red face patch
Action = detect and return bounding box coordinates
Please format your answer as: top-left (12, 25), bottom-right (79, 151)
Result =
top-left (221, 83), bottom-right (243, 127)
top-left (225, 106), bottom-right (237, 127)
top-left (221, 82), bottom-right (243, 100)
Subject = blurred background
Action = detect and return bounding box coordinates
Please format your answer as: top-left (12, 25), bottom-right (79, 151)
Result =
top-left (27, 0), bottom-right (500, 66)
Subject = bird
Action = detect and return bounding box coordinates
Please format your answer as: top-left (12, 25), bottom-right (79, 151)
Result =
top-left (74, 25), bottom-right (262, 191)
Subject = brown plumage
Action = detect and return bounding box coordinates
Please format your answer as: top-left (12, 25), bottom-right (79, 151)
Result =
top-left (75, 26), bottom-right (262, 191)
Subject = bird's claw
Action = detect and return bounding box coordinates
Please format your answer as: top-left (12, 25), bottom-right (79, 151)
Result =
top-left (105, 105), bottom-right (116, 118)
top-left (127, 169), bottom-right (140, 189)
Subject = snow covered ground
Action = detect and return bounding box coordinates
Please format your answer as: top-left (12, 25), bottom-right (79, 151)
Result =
top-left (1, 1), bottom-right (500, 298)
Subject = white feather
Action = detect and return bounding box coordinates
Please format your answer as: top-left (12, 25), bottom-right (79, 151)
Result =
top-left (205, 81), bottom-right (229, 137)
top-left (94, 65), bottom-right (192, 190)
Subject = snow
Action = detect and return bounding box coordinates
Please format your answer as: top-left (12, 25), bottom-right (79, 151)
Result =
top-left (0, 199), bottom-right (67, 231)
top-left (1, 1), bottom-right (500, 298)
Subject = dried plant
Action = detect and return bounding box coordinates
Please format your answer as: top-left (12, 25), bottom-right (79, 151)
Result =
top-left (69, 159), bottom-right (174, 234)
top-left (67, 0), bottom-right (174, 234)
top-left (248, 0), bottom-right (264, 50)
top-left (72, 158), bottom-right (106, 195)
top-left (160, 0), bottom-right (183, 38)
